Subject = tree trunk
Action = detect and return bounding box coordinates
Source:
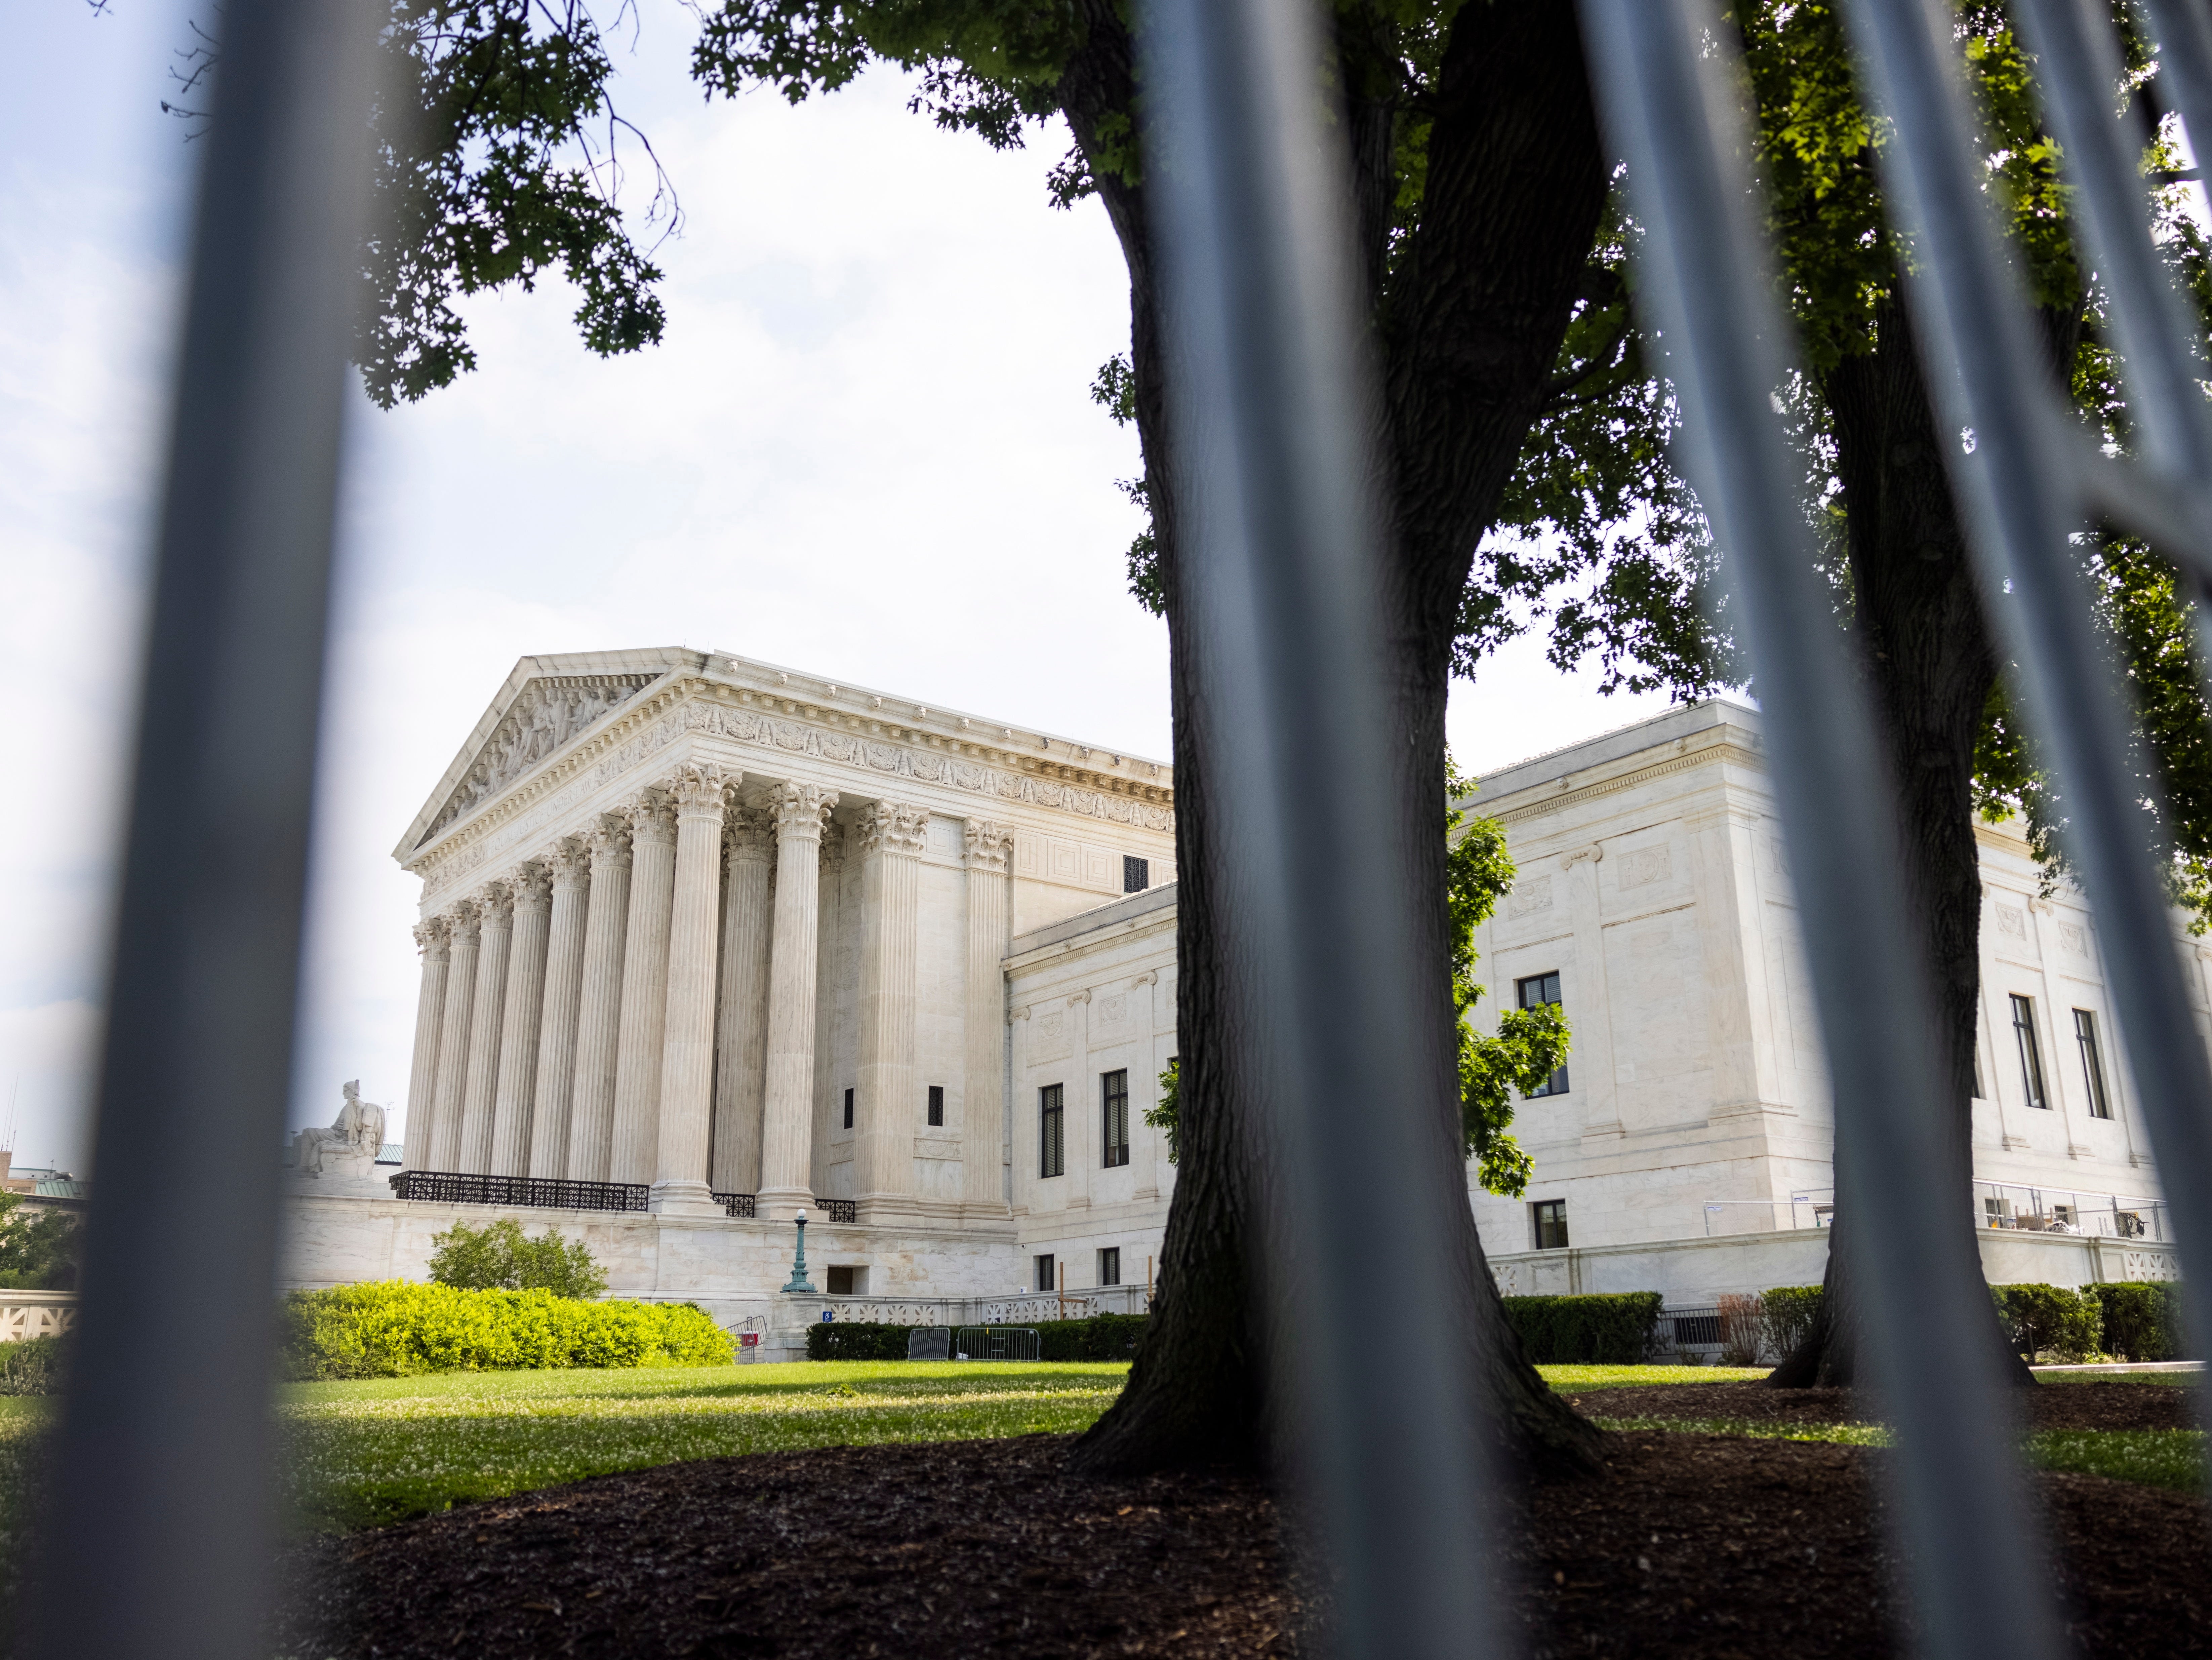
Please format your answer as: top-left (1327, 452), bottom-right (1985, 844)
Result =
top-left (1069, 0), bottom-right (1611, 1479)
top-left (1769, 299), bottom-right (2056, 1387)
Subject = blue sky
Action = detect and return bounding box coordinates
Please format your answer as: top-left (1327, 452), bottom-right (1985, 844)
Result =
top-left (2, 1), bottom-right (1676, 1170)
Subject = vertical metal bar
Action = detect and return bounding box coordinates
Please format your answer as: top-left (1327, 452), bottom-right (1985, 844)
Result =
top-left (1842, 0), bottom-right (2212, 1468)
top-left (2138, 0), bottom-right (2212, 216)
top-left (2011, 0), bottom-right (2212, 481)
top-left (27, 0), bottom-right (379, 1654)
top-left (1137, 0), bottom-right (1495, 1654)
top-left (1576, 4), bottom-right (2065, 1657)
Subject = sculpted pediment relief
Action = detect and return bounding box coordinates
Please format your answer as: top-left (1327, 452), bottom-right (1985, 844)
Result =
top-left (426, 674), bottom-right (658, 838)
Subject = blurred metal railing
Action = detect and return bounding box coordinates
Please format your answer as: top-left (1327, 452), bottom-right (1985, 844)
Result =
top-left (41, 0), bottom-right (2212, 1654)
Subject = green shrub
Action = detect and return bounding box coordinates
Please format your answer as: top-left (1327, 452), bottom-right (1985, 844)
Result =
top-left (1990, 1283), bottom-right (2103, 1363)
top-left (1760, 1285), bottom-right (1824, 1360)
top-left (0, 1336), bottom-right (68, 1396)
top-left (426, 1218), bottom-right (609, 1300)
top-left (2089, 1282), bottom-right (2189, 1362)
top-left (1022, 1314), bottom-right (1147, 1361)
top-left (804, 1321), bottom-right (912, 1361)
top-left (1502, 1293), bottom-right (1662, 1363)
top-left (277, 1282), bottom-right (730, 1379)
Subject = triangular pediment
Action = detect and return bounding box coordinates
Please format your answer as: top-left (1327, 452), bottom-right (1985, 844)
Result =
top-left (394, 648), bottom-right (705, 858)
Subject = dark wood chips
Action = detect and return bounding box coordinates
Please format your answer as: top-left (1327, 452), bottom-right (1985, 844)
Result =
top-left (1565, 1378), bottom-right (2201, 1433)
top-left (270, 1406), bottom-right (2212, 1658)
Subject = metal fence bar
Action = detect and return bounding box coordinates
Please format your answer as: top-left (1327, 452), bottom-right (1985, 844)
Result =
top-left (26, 0), bottom-right (380, 1655)
top-left (1577, 4), bottom-right (2063, 1655)
top-left (1138, 0), bottom-right (1495, 1653)
top-left (1842, 0), bottom-right (2212, 1487)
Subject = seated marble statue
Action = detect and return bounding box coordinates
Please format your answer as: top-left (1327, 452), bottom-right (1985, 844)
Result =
top-left (295, 1081), bottom-right (387, 1179)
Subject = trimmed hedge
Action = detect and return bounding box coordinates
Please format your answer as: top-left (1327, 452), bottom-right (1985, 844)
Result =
top-left (803, 1313), bottom-right (1149, 1362)
top-left (278, 1282), bottom-right (732, 1380)
top-left (1989, 1283), bottom-right (2102, 1363)
top-left (805, 1321), bottom-right (913, 1361)
top-left (1502, 1293), bottom-right (1662, 1363)
top-left (2089, 1281), bottom-right (2189, 1362)
top-left (1758, 1286), bottom-right (1824, 1361)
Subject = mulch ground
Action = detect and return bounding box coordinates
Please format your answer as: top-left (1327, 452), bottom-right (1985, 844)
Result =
top-left (1564, 1379), bottom-right (2202, 1432)
top-left (270, 1388), bottom-right (2212, 1659)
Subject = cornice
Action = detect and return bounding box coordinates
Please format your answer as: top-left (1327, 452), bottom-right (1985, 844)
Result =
top-left (404, 676), bottom-right (1176, 883)
top-left (1487, 736), bottom-right (1768, 830)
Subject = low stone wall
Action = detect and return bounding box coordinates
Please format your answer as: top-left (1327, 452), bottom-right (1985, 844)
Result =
top-left (1488, 1225), bottom-right (2180, 1304)
top-left (0, 1291), bottom-right (75, 1342)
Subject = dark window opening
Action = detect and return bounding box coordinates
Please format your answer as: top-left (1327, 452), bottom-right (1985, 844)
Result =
top-left (826, 1265), bottom-right (855, 1296)
top-left (843, 1087), bottom-right (854, 1130)
top-left (927, 1083), bottom-right (944, 1128)
top-left (1040, 1085), bottom-right (1064, 1178)
top-left (1034, 1253), bottom-right (1056, 1292)
top-left (1124, 855), bottom-right (1150, 894)
top-left (1532, 1199), bottom-right (1569, 1251)
top-left (1102, 1069), bottom-right (1130, 1167)
top-left (2011, 995), bottom-right (2049, 1110)
top-left (1516, 972), bottom-right (1569, 1096)
top-left (1099, 1247), bottom-right (1121, 1286)
top-left (2074, 1009), bottom-right (2113, 1119)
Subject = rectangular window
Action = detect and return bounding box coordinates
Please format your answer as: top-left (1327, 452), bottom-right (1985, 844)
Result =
top-left (1516, 972), bottom-right (1569, 1097)
top-left (1034, 1253), bottom-right (1056, 1293)
top-left (2011, 994), bottom-right (2049, 1109)
top-left (1124, 855), bottom-right (1150, 894)
top-left (1531, 1199), bottom-right (1569, 1251)
top-left (1101, 1069), bottom-right (1130, 1167)
top-left (1039, 1084), bottom-right (1065, 1178)
top-left (927, 1084), bottom-right (945, 1128)
top-left (826, 1265), bottom-right (855, 1296)
top-left (1098, 1247), bottom-right (1121, 1287)
top-left (843, 1087), bottom-right (854, 1130)
top-left (2074, 1009), bottom-right (2113, 1120)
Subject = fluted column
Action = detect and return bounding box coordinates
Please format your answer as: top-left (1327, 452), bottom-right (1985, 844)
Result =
top-left (399, 918), bottom-right (450, 1171)
top-left (566, 819), bottom-right (632, 1182)
top-left (856, 799), bottom-right (929, 1222)
top-left (425, 901), bottom-right (480, 1170)
top-left (809, 825), bottom-right (845, 1195)
top-left (653, 765), bottom-right (733, 1214)
top-left (610, 794), bottom-right (679, 1186)
top-left (711, 808), bottom-right (775, 1194)
top-left (457, 881), bottom-right (514, 1173)
top-left (963, 822), bottom-right (1013, 1214)
top-left (760, 782), bottom-right (833, 1216)
top-left (528, 840), bottom-right (592, 1178)
top-left (488, 864), bottom-right (552, 1176)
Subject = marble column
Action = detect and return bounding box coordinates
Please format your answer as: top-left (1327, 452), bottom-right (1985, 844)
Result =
top-left (610, 794), bottom-right (679, 1186)
top-left (528, 840), bottom-right (592, 1178)
top-left (1559, 845), bottom-right (1623, 1138)
top-left (962, 822), bottom-right (1012, 1214)
top-left (809, 825), bottom-right (845, 1196)
top-left (566, 819), bottom-right (633, 1181)
top-left (710, 808), bottom-right (775, 1194)
top-left (399, 918), bottom-right (450, 1171)
top-left (488, 863), bottom-right (552, 1176)
top-left (457, 881), bottom-right (514, 1174)
top-left (653, 765), bottom-right (733, 1214)
top-left (855, 799), bottom-right (929, 1222)
top-left (425, 901), bottom-right (481, 1171)
top-left (759, 782), bottom-right (833, 1216)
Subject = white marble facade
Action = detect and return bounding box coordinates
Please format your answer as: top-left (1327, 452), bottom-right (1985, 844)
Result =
top-left (288, 664), bottom-right (2188, 1325)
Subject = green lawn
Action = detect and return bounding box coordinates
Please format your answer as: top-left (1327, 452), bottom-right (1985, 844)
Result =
top-left (277, 1360), bottom-right (1130, 1532)
top-left (1538, 1364), bottom-right (1773, 1389)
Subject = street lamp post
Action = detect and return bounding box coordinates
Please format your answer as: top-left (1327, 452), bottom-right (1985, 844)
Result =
top-left (782, 1208), bottom-right (816, 1295)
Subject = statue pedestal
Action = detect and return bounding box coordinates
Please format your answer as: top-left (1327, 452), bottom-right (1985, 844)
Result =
top-left (287, 1138), bottom-right (391, 1200)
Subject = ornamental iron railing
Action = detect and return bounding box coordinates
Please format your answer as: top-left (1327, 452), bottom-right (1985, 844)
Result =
top-left (45, 0), bottom-right (2212, 1654)
top-left (713, 1192), bottom-right (756, 1218)
top-left (813, 1199), bottom-right (857, 1225)
top-left (387, 1171), bottom-right (649, 1213)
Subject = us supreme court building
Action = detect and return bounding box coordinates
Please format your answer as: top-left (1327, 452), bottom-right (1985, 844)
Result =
top-left (283, 649), bottom-right (2183, 1349)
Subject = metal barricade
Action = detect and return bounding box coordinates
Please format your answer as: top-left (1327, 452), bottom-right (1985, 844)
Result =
top-left (907, 1327), bottom-right (952, 1362)
top-left (953, 1327), bottom-right (1041, 1362)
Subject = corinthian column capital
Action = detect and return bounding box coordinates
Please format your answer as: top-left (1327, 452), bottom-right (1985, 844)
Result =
top-left (725, 806), bottom-right (776, 867)
top-left (548, 837), bottom-right (592, 889)
top-left (588, 816), bottom-right (633, 872)
top-left (667, 762), bottom-right (732, 816)
top-left (446, 898), bottom-right (482, 937)
top-left (510, 862), bottom-right (552, 913)
top-left (476, 879), bottom-right (515, 922)
top-left (857, 799), bottom-right (929, 857)
top-left (769, 781), bottom-right (835, 841)
top-left (963, 820), bottom-right (1013, 873)
top-left (627, 792), bottom-right (679, 846)
top-left (413, 917), bottom-right (451, 957)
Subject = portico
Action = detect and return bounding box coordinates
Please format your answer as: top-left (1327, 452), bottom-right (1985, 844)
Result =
top-left (388, 648), bottom-right (1176, 1240)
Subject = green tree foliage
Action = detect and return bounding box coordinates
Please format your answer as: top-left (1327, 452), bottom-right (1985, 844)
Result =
top-left (0, 1196), bottom-right (80, 1292)
top-left (1141, 1058), bottom-right (1179, 1165)
top-left (426, 1216), bottom-right (610, 1300)
top-left (1447, 758), bottom-right (1568, 1198)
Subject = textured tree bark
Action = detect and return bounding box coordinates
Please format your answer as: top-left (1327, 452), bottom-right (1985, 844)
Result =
top-left (1768, 299), bottom-right (2061, 1388)
top-left (1067, 0), bottom-right (1610, 1479)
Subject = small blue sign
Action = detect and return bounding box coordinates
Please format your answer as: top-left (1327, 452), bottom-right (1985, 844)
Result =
top-left (820, 1310), bottom-right (834, 1322)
